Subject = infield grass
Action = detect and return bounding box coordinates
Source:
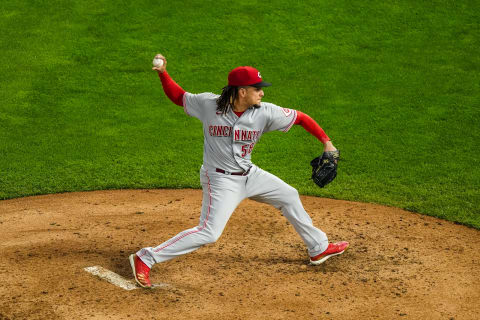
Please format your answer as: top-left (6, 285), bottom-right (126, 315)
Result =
top-left (1, 0), bottom-right (479, 228)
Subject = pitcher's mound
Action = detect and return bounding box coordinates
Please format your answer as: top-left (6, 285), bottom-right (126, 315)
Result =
top-left (0, 189), bottom-right (479, 319)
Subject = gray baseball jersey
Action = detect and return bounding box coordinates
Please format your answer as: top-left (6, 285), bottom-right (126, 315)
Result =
top-left (183, 92), bottom-right (297, 171)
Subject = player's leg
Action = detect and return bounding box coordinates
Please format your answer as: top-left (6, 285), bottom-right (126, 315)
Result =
top-left (245, 166), bottom-right (329, 258)
top-left (136, 168), bottom-right (246, 267)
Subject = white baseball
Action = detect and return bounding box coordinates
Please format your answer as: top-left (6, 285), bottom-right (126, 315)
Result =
top-left (153, 57), bottom-right (164, 68)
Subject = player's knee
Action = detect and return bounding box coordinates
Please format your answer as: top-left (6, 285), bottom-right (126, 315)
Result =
top-left (205, 235), bottom-right (221, 245)
top-left (201, 230), bottom-right (222, 244)
top-left (272, 185), bottom-right (300, 210)
top-left (283, 185), bottom-right (300, 202)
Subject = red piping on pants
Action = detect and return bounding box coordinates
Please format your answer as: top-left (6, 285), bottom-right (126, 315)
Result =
top-left (140, 169), bottom-right (212, 256)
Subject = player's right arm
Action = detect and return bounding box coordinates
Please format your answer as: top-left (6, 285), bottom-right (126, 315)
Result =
top-left (152, 54), bottom-right (186, 107)
top-left (153, 54), bottom-right (216, 122)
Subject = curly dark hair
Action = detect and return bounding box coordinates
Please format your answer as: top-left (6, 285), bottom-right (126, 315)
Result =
top-left (216, 86), bottom-right (261, 115)
top-left (216, 86), bottom-right (239, 115)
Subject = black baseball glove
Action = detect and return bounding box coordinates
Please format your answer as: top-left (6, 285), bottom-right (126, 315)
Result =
top-left (310, 150), bottom-right (340, 188)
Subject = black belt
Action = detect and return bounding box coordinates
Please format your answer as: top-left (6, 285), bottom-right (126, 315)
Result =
top-left (216, 168), bottom-right (250, 176)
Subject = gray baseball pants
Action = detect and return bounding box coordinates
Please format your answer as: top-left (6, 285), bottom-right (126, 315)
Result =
top-left (137, 165), bottom-right (328, 267)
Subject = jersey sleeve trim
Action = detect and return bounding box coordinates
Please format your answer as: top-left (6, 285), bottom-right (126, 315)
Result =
top-left (183, 93), bottom-right (191, 116)
top-left (282, 109), bottom-right (298, 132)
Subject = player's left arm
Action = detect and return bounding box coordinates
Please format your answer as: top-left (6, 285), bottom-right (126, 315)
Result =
top-left (294, 111), bottom-right (337, 152)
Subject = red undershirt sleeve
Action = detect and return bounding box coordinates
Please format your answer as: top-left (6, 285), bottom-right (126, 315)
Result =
top-left (158, 71), bottom-right (186, 107)
top-left (294, 111), bottom-right (330, 143)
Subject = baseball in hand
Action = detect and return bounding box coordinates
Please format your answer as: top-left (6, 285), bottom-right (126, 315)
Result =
top-left (152, 57), bottom-right (164, 68)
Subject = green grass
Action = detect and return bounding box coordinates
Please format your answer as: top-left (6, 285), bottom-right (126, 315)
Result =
top-left (1, 0), bottom-right (479, 228)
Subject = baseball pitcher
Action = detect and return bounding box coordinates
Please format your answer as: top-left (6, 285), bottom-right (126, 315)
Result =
top-left (129, 54), bottom-right (349, 288)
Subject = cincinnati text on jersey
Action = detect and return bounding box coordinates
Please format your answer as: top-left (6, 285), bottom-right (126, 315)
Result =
top-left (208, 125), bottom-right (260, 141)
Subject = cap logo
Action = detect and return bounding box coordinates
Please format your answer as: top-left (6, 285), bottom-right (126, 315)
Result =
top-left (228, 66), bottom-right (270, 87)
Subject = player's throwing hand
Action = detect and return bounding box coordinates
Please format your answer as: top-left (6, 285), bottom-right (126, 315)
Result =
top-left (152, 54), bottom-right (167, 73)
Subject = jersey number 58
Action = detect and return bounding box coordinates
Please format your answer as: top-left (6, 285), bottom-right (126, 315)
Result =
top-left (241, 143), bottom-right (255, 157)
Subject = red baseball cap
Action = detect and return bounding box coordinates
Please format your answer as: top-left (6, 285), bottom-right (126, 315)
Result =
top-left (228, 66), bottom-right (272, 87)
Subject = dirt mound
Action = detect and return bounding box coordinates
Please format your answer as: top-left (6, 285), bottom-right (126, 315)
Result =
top-left (0, 189), bottom-right (479, 319)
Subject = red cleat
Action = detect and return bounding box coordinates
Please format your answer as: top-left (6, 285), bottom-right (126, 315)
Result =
top-left (129, 254), bottom-right (152, 288)
top-left (310, 241), bottom-right (349, 265)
